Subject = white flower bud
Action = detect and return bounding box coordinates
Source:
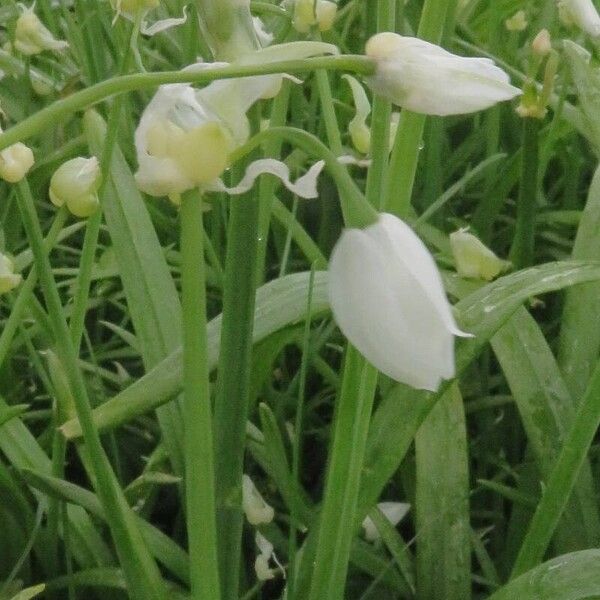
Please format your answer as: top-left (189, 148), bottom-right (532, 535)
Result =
top-left (450, 228), bottom-right (509, 281)
top-left (365, 32), bottom-right (521, 116)
top-left (0, 253), bottom-right (22, 294)
top-left (49, 157), bottom-right (102, 218)
top-left (15, 7), bottom-right (69, 56)
top-left (343, 75), bottom-right (372, 154)
top-left (559, 0), bottom-right (600, 37)
top-left (362, 502), bottom-right (410, 542)
top-left (316, 0), bottom-right (337, 31)
top-left (532, 29), bottom-right (552, 56)
top-left (242, 475), bottom-right (274, 526)
top-left (0, 142), bottom-right (34, 183)
top-left (293, 0), bottom-right (337, 33)
top-left (254, 532), bottom-right (285, 582)
top-left (505, 10), bottom-right (528, 31)
top-left (329, 213), bottom-right (471, 391)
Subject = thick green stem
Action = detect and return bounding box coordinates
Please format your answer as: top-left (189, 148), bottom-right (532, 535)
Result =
top-left (0, 56), bottom-right (375, 152)
top-left (213, 188), bottom-right (261, 600)
top-left (15, 179), bottom-right (166, 600)
top-left (510, 118), bottom-right (540, 269)
top-left (180, 191), bottom-right (221, 600)
top-left (511, 358), bottom-right (600, 577)
top-left (383, 0), bottom-right (456, 216)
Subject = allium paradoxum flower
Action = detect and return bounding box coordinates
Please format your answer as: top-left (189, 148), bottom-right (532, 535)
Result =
top-left (49, 157), bottom-right (102, 217)
top-left (559, 0), bottom-right (600, 37)
top-left (0, 253), bottom-right (22, 294)
top-left (14, 5), bottom-right (69, 56)
top-left (364, 32), bottom-right (521, 115)
top-left (450, 228), bottom-right (509, 281)
top-left (135, 42), bottom-right (337, 200)
top-left (328, 214), bottom-right (470, 391)
top-left (0, 132), bottom-right (34, 183)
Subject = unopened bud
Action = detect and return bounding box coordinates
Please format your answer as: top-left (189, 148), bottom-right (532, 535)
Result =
top-left (505, 10), bottom-right (528, 32)
top-left (0, 142), bottom-right (34, 183)
top-left (316, 0), bottom-right (337, 31)
top-left (532, 29), bottom-right (551, 56)
top-left (15, 7), bottom-right (69, 55)
top-left (242, 475), bottom-right (274, 526)
top-left (293, 0), bottom-right (337, 33)
top-left (49, 156), bottom-right (102, 218)
top-left (0, 253), bottom-right (22, 294)
top-left (450, 228), bottom-right (509, 281)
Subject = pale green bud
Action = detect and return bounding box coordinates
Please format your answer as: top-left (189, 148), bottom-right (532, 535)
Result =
top-left (505, 10), bottom-right (528, 32)
top-left (450, 228), bottom-right (509, 281)
top-left (14, 7), bottom-right (69, 56)
top-left (242, 475), bottom-right (274, 526)
top-left (0, 253), bottom-right (22, 294)
top-left (293, 0), bottom-right (337, 33)
top-left (49, 156), bottom-right (102, 218)
top-left (0, 142), bottom-right (34, 183)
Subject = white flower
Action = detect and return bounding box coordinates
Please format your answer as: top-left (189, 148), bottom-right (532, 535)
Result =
top-left (254, 532), bottom-right (285, 582)
top-left (49, 156), bottom-right (102, 218)
top-left (242, 475), bottom-right (275, 526)
top-left (0, 141), bottom-right (34, 183)
top-left (328, 213), bottom-right (470, 391)
top-left (450, 228), bottom-right (509, 281)
top-left (0, 253), bottom-right (22, 294)
top-left (135, 42), bottom-right (337, 198)
top-left (14, 6), bottom-right (69, 56)
top-left (559, 0), bottom-right (600, 36)
top-left (364, 32), bottom-right (521, 116)
top-left (362, 502), bottom-right (411, 542)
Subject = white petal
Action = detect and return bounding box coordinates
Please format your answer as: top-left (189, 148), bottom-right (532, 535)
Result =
top-left (242, 475), bottom-right (275, 526)
top-left (141, 7), bottom-right (187, 36)
top-left (207, 158), bottom-right (325, 198)
top-left (362, 501), bottom-right (410, 542)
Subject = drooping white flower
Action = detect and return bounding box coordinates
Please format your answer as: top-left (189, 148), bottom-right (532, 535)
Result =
top-left (328, 213), bottom-right (470, 391)
top-left (559, 0), bottom-right (600, 37)
top-left (450, 228), bottom-right (509, 281)
top-left (49, 156), bottom-right (102, 218)
top-left (362, 502), bottom-right (411, 542)
top-left (0, 140), bottom-right (34, 183)
top-left (364, 32), bottom-right (521, 116)
top-left (0, 253), bottom-right (22, 294)
top-left (14, 5), bottom-right (69, 56)
top-left (242, 475), bottom-right (275, 526)
top-left (134, 42), bottom-right (337, 199)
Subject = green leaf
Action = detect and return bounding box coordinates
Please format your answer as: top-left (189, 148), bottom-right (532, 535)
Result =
top-left (9, 584), bottom-right (45, 600)
top-left (415, 384), bottom-right (470, 600)
top-left (489, 550), bottom-right (600, 600)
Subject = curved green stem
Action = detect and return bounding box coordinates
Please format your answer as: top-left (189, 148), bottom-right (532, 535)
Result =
top-left (0, 56), bottom-right (375, 152)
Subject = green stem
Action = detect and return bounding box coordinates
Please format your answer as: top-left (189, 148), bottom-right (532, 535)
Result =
top-left (509, 117), bottom-right (540, 269)
top-left (0, 56), bottom-right (375, 152)
top-left (180, 191), bottom-right (221, 600)
top-left (510, 358), bottom-right (600, 577)
top-left (383, 0), bottom-right (456, 216)
top-left (213, 180), bottom-right (261, 600)
top-left (15, 179), bottom-right (167, 600)
top-left (306, 347), bottom-right (379, 600)
top-left (0, 208), bottom-right (68, 370)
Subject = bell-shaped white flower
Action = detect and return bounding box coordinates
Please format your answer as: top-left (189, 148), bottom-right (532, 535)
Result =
top-left (0, 253), bottom-right (22, 294)
top-left (364, 32), bottom-right (521, 116)
top-left (14, 6), bottom-right (69, 56)
top-left (0, 140), bottom-right (34, 183)
top-left (49, 156), bottom-right (102, 218)
top-left (328, 213), bottom-right (470, 391)
top-left (242, 475), bottom-right (275, 526)
top-left (559, 0), bottom-right (600, 37)
top-left (450, 228), bottom-right (509, 281)
top-left (362, 502), bottom-right (410, 542)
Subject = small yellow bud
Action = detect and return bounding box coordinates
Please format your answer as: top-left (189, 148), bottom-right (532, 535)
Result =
top-left (0, 143), bottom-right (34, 183)
top-left (14, 7), bottom-right (69, 56)
top-left (532, 29), bottom-right (552, 56)
top-left (450, 228), bottom-right (509, 281)
top-left (49, 156), bottom-right (102, 218)
top-left (0, 253), bottom-right (22, 294)
top-left (505, 10), bottom-right (528, 32)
